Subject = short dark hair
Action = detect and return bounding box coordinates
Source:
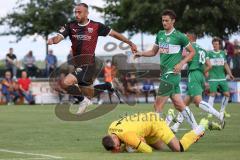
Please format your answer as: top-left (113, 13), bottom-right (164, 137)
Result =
top-left (76, 3), bottom-right (89, 9)
top-left (212, 37), bottom-right (222, 44)
top-left (186, 31), bottom-right (197, 40)
top-left (162, 9), bottom-right (176, 20)
top-left (102, 135), bottom-right (115, 151)
top-left (212, 37), bottom-right (223, 49)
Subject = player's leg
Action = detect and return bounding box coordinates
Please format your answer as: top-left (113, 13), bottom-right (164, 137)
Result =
top-left (207, 81), bottom-right (218, 117)
top-left (154, 96), bottom-right (169, 118)
top-left (220, 81), bottom-right (231, 117)
top-left (208, 81), bottom-right (218, 107)
top-left (171, 94), bottom-right (198, 130)
top-left (156, 73), bottom-right (177, 118)
top-left (169, 95), bottom-right (191, 133)
top-left (168, 125), bottom-right (205, 152)
top-left (154, 120), bottom-right (205, 152)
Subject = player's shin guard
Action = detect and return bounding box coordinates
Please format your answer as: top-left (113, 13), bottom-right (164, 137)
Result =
top-left (181, 107), bottom-right (198, 129)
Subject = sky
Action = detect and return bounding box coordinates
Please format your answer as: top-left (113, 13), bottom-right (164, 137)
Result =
top-left (0, 0), bottom-right (239, 62)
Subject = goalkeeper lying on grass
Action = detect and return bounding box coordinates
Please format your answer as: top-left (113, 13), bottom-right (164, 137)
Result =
top-left (102, 112), bottom-right (205, 153)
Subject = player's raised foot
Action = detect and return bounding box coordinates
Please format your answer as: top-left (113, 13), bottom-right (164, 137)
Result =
top-left (194, 125), bottom-right (205, 143)
top-left (77, 97), bottom-right (92, 115)
top-left (224, 111), bottom-right (231, 118)
top-left (199, 118), bottom-right (209, 130)
top-left (207, 114), bottom-right (213, 118)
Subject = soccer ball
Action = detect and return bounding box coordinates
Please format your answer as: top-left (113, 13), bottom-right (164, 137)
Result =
top-left (125, 145), bottom-right (137, 153)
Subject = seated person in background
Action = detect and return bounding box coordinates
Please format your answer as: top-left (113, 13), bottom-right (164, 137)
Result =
top-left (124, 73), bottom-right (141, 100)
top-left (102, 112), bottom-right (205, 153)
top-left (23, 50), bottom-right (37, 77)
top-left (17, 70), bottom-right (35, 104)
top-left (1, 71), bottom-right (19, 104)
top-left (142, 78), bottom-right (156, 103)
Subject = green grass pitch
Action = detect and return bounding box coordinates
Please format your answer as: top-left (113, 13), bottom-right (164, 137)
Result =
top-left (0, 103), bottom-right (240, 160)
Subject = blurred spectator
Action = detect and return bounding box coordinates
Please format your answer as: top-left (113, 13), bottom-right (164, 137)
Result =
top-left (5, 48), bottom-right (17, 79)
top-left (23, 50), bottom-right (37, 77)
top-left (224, 37), bottom-right (234, 67)
top-left (141, 79), bottom-right (156, 103)
top-left (45, 50), bottom-right (57, 76)
top-left (1, 71), bottom-right (19, 105)
top-left (103, 60), bottom-right (117, 103)
top-left (18, 71), bottom-right (35, 104)
top-left (124, 73), bottom-right (141, 102)
top-left (233, 39), bottom-right (240, 69)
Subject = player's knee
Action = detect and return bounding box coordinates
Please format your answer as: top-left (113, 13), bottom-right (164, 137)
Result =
top-left (224, 92), bottom-right (230, 97)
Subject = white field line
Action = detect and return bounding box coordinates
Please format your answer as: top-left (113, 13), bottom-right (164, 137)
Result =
top-left (0, 149), bottom-right (63, 159)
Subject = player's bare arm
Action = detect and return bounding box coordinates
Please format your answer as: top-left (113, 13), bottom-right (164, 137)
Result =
top-left (174, 44), bottom-right (195, 73)
top-left (109, 30), bottom-right (137, 53)
top-left (47, 34), bottom-right (64, 45)
top-left (134, 45), bottom-right (159, 58)
top-left (224, 62), bottom-right (234, 80)
top-left (204, 59), bottom-right (212, 73)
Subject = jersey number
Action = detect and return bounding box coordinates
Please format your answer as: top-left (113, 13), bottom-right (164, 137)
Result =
top-left (199, 50), bottom-right (206, 64)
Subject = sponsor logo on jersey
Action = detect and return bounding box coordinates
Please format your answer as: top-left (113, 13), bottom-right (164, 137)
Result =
top-left (210, 58), bottom-right (225, 66)
top-left (159, 42), bottom-right (169, 53)
top-left (166, 37), bottom-right (170, 42)
top-left (88, 27), bottom-right (93, 33)
top-left (72, 34), bottom-right (92, 41)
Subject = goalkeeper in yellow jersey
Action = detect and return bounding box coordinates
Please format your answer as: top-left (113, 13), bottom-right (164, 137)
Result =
top-left (102, 112), bottom-right (205, 153)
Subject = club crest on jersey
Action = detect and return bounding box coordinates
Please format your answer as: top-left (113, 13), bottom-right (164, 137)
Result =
top-left (166, 37), bottom-right (170, 42)
top-left (72, 28), bottom-right (78, 33)
top-left (88, 28), bottom-right (93, 33)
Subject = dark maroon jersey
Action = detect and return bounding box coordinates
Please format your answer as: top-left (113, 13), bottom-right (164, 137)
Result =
top-left (58, 19), bottom-right (111, 66)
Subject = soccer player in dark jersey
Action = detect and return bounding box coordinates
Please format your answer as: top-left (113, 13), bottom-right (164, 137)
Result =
top-left (47, 3), bottom-right (137, 114)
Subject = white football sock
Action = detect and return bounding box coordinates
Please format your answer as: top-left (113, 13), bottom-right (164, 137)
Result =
top-left (208, 96), bottom-right (215, 108)
top-left (220, 96), bottom-right (229, 113)
top-left (165, 114), bottom-right (174, 126)
top-left (199, 101), bottom-right (221, 120)
top-left (170, 112), bottom-right (184, 132)
top-left (193, 125), bottom-right (205, 135)
top-left (181, 106), bottom-right (198, 129)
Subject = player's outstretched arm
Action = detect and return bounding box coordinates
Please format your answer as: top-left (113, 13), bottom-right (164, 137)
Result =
top-left (47, 34), bottom-right (64, 45)
top-left (109, 30), bottom-right (137, 53)
top-left (134, 45), bottom-right (159, 59)
top-left (224, 62), bottom-right (235, 80)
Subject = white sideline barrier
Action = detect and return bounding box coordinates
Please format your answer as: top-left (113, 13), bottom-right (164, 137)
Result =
top-left (30, 81), bottom-right (240, 104)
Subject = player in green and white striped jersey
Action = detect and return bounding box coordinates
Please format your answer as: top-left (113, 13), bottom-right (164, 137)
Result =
top-left (207, 37), bottom-right (234, 118)
top-left (169, 32), bottom-right (225, 133)
top-left (134, 10), bottom-right (203, 132)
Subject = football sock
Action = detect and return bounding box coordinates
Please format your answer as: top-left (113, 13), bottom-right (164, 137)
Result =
top-left (199, 101), bottom-right (221, 120)
top-left (180, 125), bottom-right (204, 151)
top-left (208, 96), bottom-right (215, 108)
top-left (220, 96), bottom-right (229, 113)
top-left (171, 112), bottom-right (184, 132)
top-left (181, 106), bottom-right (198, 129)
